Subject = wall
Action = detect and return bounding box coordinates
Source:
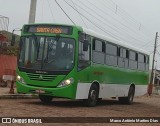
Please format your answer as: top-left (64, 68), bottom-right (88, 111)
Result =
top-left (0, 55), bottom-right (17, 78)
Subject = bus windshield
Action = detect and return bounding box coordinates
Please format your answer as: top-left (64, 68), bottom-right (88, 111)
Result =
top-left (18, 36), bottom-right (75, 72)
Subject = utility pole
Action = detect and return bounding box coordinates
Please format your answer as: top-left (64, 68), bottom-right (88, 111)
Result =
top-left (28, 0), bottom-right (37, 24)
top-left (150, 32), bottom-right (158, 85)
top-left (152, 60), bottom-right (157, 84)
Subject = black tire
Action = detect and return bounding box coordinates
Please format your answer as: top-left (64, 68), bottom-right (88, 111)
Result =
top-left (118, 86), bottom-right (135, 105)
top-left (39, 95), bottom-right (53, 104)
top-left (98, 98), bottom-right (102, 103)
top-left (84, 84), bottom-right (99, 107)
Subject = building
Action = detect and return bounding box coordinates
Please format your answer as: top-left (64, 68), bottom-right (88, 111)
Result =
top-left (0, 33), bottom-right (10, 47)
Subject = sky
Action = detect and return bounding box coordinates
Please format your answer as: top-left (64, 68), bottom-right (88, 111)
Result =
top-left (0, 0), bottom-right (160, 68)
top-left (114, 0), bottom-right (160, 33)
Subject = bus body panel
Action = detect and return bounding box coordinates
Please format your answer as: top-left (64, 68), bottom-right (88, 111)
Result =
top-left (16, 82), bottom-right (74, 99)
top-left (75, 63), bottom-right (149, 99)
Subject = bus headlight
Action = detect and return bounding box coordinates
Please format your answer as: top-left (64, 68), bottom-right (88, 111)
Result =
top-left (16, 75), bottom-right (26, 84)
top-left (58, 78), bottom-right (74, 87)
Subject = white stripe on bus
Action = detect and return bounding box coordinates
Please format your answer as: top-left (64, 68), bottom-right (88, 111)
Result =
top-left (75, 83), bottom-right (147, 99)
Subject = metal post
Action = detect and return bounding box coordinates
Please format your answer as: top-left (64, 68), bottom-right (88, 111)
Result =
top-left (28, 0), bottom-right (37, 24)
top-left (11, 28), bottom-right (21, 46)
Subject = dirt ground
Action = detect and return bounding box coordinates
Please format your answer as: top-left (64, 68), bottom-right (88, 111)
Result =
top-left (0, 95), bottom-right (160, 126)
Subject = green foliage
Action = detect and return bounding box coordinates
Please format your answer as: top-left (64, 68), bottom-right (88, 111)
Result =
top-left (0, 30), bottom-right (20, 45)
top-left (0, 30), bottom-right (20, 56)
top-left (0, 45), bottom-right (18, 56)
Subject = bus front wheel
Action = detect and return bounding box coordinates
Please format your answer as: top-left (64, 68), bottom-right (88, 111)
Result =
top-left (39, 95), bottom-right (53, 104)
top-left (84, 84), bottom-right (99, 107)
top-left (118, 86), bottom-right (135, 105)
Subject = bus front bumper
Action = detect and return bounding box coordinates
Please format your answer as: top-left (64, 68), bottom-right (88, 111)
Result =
top-left (16, 82), bottom-right (75, 99)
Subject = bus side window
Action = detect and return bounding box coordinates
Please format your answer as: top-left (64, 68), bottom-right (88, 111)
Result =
top-left (105, 43), bottom-right (117, 66)
top-left (92, 39), bottom-right (105, 64)
top-left (145, 56), bottom-right (149, 71)
top-left (124, 49), bottom-right (129, 68)
top-left (92, 40), bottom-right (95, 50)
top-left (118, 47), bottom-right (124, 68)
top-left (129, 51), bottom-right (137, 70)
top-left (78, 33), bottom-right (90, 70)
top-left (138, 53), bottom-right (146, 71)
top-left (126, 50), bottom-right (129, 59)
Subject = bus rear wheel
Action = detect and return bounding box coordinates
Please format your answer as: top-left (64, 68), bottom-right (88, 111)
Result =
top-left (84, 84), bottom-right (99, 107)
top-left (39, 95), bottom-right (53, 104)
top-left (118, 86), bottom-right (135, 105)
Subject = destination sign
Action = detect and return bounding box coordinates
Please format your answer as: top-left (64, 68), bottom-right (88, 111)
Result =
top-left (36, 28), bottom-right (62, 34)
top-left (24, 25), bottom-right (73, 35)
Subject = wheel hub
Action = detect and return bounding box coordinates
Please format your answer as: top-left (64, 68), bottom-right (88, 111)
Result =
top-left (90, 90), bottom-right (96, 100)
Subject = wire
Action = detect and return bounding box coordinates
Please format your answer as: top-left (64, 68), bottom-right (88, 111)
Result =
top-left (100, 0), bottom-right (153, 38)
top-left (64, 0), bottom-right (155, 46)
top-left (41, 0), bottom-right (44, 22)
top-left (149, 44), bottom-right (160, 55)
top-left (76, 0), bottom-right (148, 45)
top-left (84, 0), bottom-right (152, 45)
top-left (70, 0), bottom-right (88, 28)
top-left (52, 0), bottom-right (153, 51)
top-left (140, 39), bottom-right (155, 48)
top-left (149, 51), bottom-right (154, 55)
top-left (108, 0), bottom-right (142, 26)
top-left (55, 0), bottom-right (76, 25)
top-left (63, 0), bottom-right (127, 40)
top-left (47, 0), bottom-right (54, 21)
top-left (109, 0), bottom-right (153, 36)
top-left (157, 51), bottom-right (160, 57)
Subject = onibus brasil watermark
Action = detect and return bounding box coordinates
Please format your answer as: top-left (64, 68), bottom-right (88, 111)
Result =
top-left (1, 118), bottom-right (42, 124)
top-left (0, 117), bottom-right (160, 123)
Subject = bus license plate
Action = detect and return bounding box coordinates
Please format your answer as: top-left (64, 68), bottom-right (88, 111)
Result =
top-left (35, 90), bottom-right (45, 94)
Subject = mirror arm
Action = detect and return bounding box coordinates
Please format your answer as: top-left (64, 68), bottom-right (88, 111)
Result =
top-left (11, 28), bottom-right (22, 46)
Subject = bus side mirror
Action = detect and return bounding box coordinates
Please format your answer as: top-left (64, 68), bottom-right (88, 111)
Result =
top-left (83, 40), bottom-right (89, 51)
top-left (11, 33), bottom-right (15, 46)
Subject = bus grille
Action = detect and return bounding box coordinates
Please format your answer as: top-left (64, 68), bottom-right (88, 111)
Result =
top-left (26, 73), bottom-right (57, 81)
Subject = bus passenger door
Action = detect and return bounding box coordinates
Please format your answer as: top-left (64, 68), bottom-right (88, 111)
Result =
top-left (76, 33), bottom-right (91, 99)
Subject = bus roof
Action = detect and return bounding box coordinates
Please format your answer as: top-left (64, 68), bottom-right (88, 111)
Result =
top-left (82, 27), bottom-right (150, 56)
top-left (22, 23), bottom-right (149, 55)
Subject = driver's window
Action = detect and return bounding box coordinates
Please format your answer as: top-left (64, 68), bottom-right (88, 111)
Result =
top-left (78, 33), bottom-right (90, 70)
top-left (46, 37), bottom-right (57, 60)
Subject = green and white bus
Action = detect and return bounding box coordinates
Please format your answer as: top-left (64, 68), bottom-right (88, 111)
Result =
top-left (16, 23), bottom-right (149, 106)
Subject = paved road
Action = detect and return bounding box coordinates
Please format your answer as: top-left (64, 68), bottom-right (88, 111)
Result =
top-left (0, 95), bottom-right (160, 126)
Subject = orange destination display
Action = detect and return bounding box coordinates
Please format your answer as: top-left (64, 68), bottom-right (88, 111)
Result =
top-left (36, 28), bottom-right (62, 34)
top-left (24, 25), bottom-right (73, 35)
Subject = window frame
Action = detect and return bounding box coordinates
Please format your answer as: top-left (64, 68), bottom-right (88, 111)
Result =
top-left (92, 38), bottom-right (106, 64)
